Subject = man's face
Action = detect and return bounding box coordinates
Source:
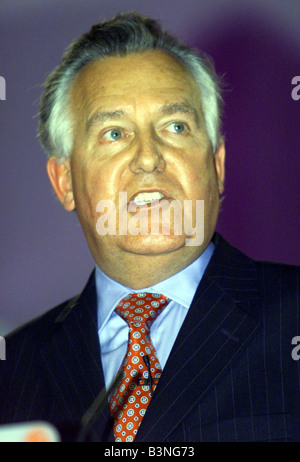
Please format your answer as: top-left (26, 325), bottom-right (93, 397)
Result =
top-left (48, 51), bottom-right (225, 272)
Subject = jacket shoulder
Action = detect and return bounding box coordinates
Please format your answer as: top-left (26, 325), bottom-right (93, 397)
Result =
top-left (213, 233), bottom-right (300, 276)
top-left (209, 233), bottom-right (299, 311)
top-left (255, 259), bottom-right (299, 299)
top-left (4, 294), bottom-right (80, 352)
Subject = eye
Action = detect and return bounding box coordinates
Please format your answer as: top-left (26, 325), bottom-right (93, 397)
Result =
top-left (102, 129), bottom-right (123, 141)
top-left (166, 122), bottom-right (188, 134)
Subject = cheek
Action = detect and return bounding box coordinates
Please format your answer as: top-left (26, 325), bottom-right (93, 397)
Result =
top-left (190, 165), bottom-right (214, 197)
top-left (72, 159), bottom-right (122, 229)
top-left (71, 164), bottom-right (100, 221)
top-left (189, 156), bottom-right (220, 209)
top-left (204, 174), bottom-right (221, 227)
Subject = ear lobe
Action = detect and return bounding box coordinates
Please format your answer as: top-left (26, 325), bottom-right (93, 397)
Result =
top-left (214, 140), bottom-right (226, 195)
top-left (47, 156), bottom-right (75, 211)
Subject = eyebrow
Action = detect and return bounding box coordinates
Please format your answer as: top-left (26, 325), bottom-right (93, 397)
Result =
top-left (85, 102), bottom-right (200, 132)
top-left (158, 102), bottom-right (200, 125)
top-left (86, 110), bottom-right (125, 132)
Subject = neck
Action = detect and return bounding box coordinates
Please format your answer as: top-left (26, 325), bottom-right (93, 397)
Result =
top-left (95, 244), bottom-right (206, 289)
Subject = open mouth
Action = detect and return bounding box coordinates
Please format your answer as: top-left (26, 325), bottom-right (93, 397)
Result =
top-left (131, 191), bottom-right (165, 206)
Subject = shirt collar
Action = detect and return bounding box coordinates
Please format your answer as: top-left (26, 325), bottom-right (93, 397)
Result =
top-left (96, 241), bottom-right (215, 333)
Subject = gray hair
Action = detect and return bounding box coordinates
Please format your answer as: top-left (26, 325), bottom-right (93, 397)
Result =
top-left (38, 12), bottom-right (223, 161)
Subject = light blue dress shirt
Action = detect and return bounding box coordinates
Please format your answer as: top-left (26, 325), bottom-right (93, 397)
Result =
top-left (96, 242), bottom-right (215, 389)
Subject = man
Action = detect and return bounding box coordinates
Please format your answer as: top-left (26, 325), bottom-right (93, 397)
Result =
top-left (0, 12), bottom-right (299, 442)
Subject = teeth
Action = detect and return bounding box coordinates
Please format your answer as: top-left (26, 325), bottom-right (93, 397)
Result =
top-left (133, 191), bottom-right (165, 205)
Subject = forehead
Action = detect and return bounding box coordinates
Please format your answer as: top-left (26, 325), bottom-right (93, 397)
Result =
top-left (70, 50), bottom-right (202, 115)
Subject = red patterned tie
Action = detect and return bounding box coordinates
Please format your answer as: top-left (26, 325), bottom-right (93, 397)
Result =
top-left (109, 292), bottom-right (170, 442)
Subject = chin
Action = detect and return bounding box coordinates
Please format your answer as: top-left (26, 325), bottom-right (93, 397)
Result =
top-left (118, 234), bottom-right (187, 256)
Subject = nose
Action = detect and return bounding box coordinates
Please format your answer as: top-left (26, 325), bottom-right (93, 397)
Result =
top-left (129, 130), bottom-right (166, 174)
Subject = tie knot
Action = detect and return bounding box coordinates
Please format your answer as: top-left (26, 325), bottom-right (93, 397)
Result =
top-left (115, 292), bottom-right (169, 329)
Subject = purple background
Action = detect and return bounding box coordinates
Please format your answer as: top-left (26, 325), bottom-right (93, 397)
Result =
top-left (1, 0), bottom-right (299, 335)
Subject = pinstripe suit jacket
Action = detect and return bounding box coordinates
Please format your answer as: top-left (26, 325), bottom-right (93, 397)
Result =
top-left (1, 233), bottom-right (300, 442)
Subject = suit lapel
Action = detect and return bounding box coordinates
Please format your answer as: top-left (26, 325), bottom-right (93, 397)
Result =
top-left (135, 234), bottom-right (262, 442)
top-left (40, 272), bottom-right (114, 442)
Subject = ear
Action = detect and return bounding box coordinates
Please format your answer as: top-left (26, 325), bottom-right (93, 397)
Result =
top-left (213, 140), bottom-right (226, 195)
top-left (46, 156), bottom-right (75, 211)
